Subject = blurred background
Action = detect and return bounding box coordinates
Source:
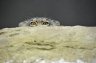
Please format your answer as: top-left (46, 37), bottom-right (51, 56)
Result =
top-left (0, 0), bottom-right (96, 28)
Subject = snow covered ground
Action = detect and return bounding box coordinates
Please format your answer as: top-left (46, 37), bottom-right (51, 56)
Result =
top-left (0, 26), bottom-right (96, 63)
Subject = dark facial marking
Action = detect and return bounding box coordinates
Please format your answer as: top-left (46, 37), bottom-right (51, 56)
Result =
top-left (30, 22), bottom-right (37, 25)
top-left (42, 22), bottom-right (49, 25)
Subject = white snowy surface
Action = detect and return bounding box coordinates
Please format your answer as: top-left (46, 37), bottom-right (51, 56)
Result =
top-left (0, 26), bottom-right (96, 63)
top-left (5, 58), bottom-right (87, 63)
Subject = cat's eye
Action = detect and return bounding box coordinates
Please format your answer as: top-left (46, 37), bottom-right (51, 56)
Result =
top-left (30, 22), bottom-right (36, 25)
top-left (42, 22), bottom-right (49, 25)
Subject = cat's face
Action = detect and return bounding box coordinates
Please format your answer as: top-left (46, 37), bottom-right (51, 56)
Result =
top-left (29, 18), bottom-right (50, 27)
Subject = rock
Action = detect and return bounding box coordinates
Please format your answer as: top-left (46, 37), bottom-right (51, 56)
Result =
top-left (0, 26), bottom-right (96, 63)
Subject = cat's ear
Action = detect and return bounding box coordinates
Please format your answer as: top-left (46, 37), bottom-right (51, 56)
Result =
top-left (18, 21), bottom-right (30, 27)
top-left (48, 20), bottom-right (60, 26)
